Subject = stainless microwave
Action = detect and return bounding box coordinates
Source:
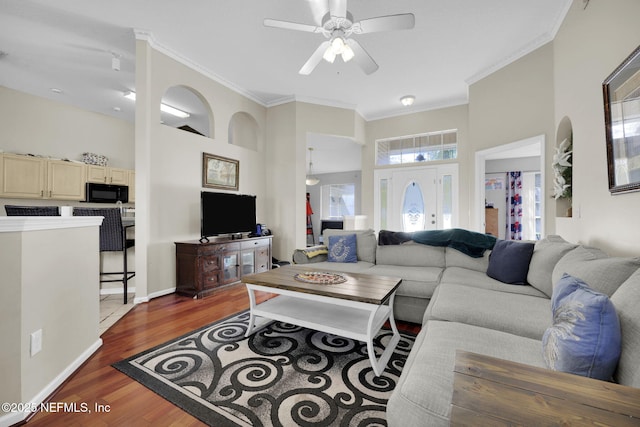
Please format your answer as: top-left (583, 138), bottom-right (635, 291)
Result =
top-left (85, 183), bottom-right (129, 203)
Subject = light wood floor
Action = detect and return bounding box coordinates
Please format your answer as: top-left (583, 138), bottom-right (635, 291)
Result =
top-left (25, 283), bottom-right (421, 426)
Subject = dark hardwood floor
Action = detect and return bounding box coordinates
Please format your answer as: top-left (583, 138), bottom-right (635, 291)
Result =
top-left (24, 283), bottom-right (421, 426)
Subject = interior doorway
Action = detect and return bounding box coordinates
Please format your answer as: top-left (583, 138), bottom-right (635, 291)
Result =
top-left (475, 135), bottom-right (545, 239)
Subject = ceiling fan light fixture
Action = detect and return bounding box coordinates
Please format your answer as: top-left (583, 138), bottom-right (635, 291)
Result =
top-left (323, 47), bottom-right (337, 63)
top-left (341, 44), bottom-right (355, 62)
top-left (400, 95), bottom-right (415, 106)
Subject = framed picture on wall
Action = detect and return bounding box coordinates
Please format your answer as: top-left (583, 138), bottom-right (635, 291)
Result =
top-left (603, 44), bottom-right (640, 194)
top-left (202, 153), bottom-right (239, 190)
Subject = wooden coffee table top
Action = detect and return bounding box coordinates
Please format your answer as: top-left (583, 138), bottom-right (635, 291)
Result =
top-left (242, 265), bottom-right (402, 305)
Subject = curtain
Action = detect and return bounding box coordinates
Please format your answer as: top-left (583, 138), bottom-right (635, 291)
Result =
top-left (506, 171), bottom-right (523, 240)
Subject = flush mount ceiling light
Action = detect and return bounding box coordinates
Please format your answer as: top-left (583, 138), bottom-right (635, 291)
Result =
top-left (306, 147), bottom-right (320, 186)
top-left (124, 91), bottom-right (190, 118)
top-left (400, 95), bottom-right (415, 106)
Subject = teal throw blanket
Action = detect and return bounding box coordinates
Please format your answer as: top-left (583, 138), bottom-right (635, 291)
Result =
top-left (411, 228), bottom-right (497, 258)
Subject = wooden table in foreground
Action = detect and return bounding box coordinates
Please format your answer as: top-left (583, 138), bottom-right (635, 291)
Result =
top-left (242, 265), bottom-right (402, 376)
top-left (451, 350), bottom-right (640, 426)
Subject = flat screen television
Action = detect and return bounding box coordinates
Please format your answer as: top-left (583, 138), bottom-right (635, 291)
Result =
top-left (201, 191), bottom-right (256, 240)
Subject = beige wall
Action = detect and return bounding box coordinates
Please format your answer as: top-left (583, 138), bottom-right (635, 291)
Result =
top-left (0, 222), bottom-right (101, 422)
top-left (553, 0), bottom-right (640, 256)
top-left (135, 40), bottom-right (268, 297)
top-left (468, 42), bottom-right (556, 233)
top-left (0, 86), bottom-right (134, 169)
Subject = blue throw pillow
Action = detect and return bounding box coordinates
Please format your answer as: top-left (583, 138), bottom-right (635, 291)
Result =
top-left (486, 239), bottom-right (535, 284)
top-left (327, 234), bottom-right (357, 263)
top-left (542, 273), bottom-right (621, 381)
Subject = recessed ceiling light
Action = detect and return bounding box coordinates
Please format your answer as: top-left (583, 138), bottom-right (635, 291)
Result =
top-left (50, 88), bottom-right (63, 94)
top-left (400, 95), bottom-right (415, 106)
top-left (113, 107), bottom-right (121, 112)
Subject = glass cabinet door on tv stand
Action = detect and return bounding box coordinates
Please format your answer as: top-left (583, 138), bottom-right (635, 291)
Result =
top-left (222, 251), bottom-right (240, 284)
top-left (241, 251), bottom-right (255, 275)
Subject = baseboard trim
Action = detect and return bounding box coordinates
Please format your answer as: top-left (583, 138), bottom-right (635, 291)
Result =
top-left (0, 338), bottom-right (103, 427)
top-left (133, 287), bottom-right (176, 305)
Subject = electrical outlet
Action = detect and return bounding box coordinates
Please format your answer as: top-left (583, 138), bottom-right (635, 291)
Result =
top-left (30, 329), bottom-right (42, 357)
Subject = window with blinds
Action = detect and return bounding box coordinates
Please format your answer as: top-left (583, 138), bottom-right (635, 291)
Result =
top-left (376, 130), bottom-right (458, 166)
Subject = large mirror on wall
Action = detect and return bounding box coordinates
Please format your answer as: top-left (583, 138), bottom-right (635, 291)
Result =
top-left (603, 44), bottom-right (640, 194)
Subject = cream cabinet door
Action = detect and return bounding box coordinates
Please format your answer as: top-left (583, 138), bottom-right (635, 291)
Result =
top-left (47, 160), bottom-right (86, 200)
top-left (86, 165), bottom-right (129, 185)
top-left (86, 165), bottom-right (108, 183)
top-left (1, 154), bottom-right (46, 198)
top-left (109, 167), bottom-right (129, 185)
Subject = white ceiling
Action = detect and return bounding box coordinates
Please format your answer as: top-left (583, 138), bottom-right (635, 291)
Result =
top-left (0, 0), bottom-right (572, 125)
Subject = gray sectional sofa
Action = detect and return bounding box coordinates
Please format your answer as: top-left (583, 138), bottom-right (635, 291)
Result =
top-left (293, 228), bottom-right (640, 426)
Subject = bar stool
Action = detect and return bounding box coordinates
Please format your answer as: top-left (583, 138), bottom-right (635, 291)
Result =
top-left (73, 208), bottom-right (135, 304)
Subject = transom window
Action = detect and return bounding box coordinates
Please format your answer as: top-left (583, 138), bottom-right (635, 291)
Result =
top-left (376, 130), bottom-right (458, 166)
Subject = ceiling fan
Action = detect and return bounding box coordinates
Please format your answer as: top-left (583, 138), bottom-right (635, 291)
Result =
top-left (264, 0), bottom-right (415, 75)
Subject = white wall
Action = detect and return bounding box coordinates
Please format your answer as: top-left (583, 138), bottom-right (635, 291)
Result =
top-left (553, 0), bottom-right (640, 255)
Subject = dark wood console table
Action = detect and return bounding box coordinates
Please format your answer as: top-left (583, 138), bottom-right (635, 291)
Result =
top-left (175, 235), bottom-right (272, 299)
top-left (451, 350), bottom-right (640, 426)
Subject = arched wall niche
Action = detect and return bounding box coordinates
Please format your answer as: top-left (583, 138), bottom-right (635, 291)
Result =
top-left (160, 85), bottom-right (214, 138)
top-left (228, 111), bottom-right (259, 151)
top-left (555, 116), bottom-right (573, 217)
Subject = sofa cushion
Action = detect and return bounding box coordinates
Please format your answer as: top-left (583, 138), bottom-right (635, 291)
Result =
top-left (610, 268), bottom-right (640, 387)
top-left (368, 264), bottom-right (442, 299)
top-left (445, 247), bottom-right (490, 272)
top-left (486, 239), bottom-right (535, 285)
top-left (327, 234), bottom-right (357, 263)
top-left (527, 235), bottom-right (578, 297)
top-left (542, 274), bottom-right (621, 381)
top-left (427, 284), bottom-right (551, 339)
top-left (323, 229), bottom-right (377, 263)
top-left (440, 267), bottom-right (548, 298)
top-left (552, 246), bottom-right (640, 296)
top-left (376, 241), bottom-right (445, 267)
top-left (387, 321), bottom-right (544, 427)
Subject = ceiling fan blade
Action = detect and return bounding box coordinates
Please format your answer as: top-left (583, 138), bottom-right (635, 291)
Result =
top-left (264, 18), bottom-right (320, 33)
top-left (299, 41), bottom-right (331, 75)
top-left (356, 13), bottom-right (415, 34)
top-left (345, 38), bottom-right (378, 75)
top-left (329, 0), bottom-right (347, 18)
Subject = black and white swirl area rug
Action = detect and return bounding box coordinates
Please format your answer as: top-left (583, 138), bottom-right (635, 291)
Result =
top-left (113, 310), bottom-right (415, 426)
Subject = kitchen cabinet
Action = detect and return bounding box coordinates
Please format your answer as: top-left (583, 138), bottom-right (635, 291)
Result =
top-left (47, 159), bottom-right (86, 200)
top-left (86, 165), bottom-right (129, 185)
top-left (175, 236), bottom-right (272, 299)
top-left (0, 154), bottom-right (85, 200)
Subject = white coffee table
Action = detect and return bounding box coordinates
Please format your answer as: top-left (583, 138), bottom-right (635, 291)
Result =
top-left (243, 266), bottom-right (402, 377)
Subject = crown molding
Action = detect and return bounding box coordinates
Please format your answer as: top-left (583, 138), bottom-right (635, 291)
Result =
top-left (133, 29), bottom-right (269, 107)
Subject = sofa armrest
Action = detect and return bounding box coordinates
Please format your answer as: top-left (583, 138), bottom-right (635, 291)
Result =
top-left (292, 245), bottom-right (328, 264)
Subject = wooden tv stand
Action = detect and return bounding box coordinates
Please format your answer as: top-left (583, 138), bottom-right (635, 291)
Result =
top-left (175, 235), bottom-right (272, 299)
